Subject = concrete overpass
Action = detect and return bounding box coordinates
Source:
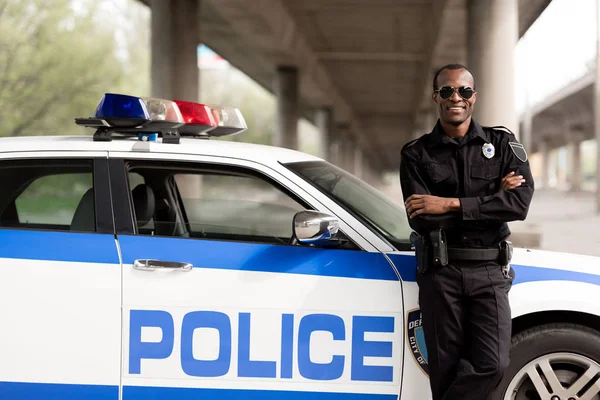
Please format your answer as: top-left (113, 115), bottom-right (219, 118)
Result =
top-left (520, 64), bottom-right (597, 193)
top-left (139, 0), bottom-right (551, 182)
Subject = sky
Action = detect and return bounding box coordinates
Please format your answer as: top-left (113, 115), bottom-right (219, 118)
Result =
top-left (515, 0), bottom-right (597, 115)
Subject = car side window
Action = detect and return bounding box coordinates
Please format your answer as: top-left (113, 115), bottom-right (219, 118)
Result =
top-left (176, 172), bottom-right (306, 241)
top-left (0, 159), bottom-right (95, 232)
top-left (126, 162), bottom-right (308, 245)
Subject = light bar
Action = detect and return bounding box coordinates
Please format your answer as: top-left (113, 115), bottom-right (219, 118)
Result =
top-left (141, 97), bottom-right (184, 129)
top-left (94, 93), bottom-right (150, 128)
top-left (75, 93), bottom-right (248, 142)
top-left (173, 100), bottom-right (247, 136)
top-left (173, 100), bottom-right (217, 135)
top-left (205, 105), bottom-right (247, 136)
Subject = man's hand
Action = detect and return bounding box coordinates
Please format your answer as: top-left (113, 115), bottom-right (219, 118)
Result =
top-left (405, 195), bottom-right (460, 218)
top-left (500, 171), bottom-right (525, 191)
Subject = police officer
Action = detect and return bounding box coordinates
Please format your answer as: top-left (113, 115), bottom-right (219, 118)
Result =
top-left (399, 63), bottom-right (534, 400)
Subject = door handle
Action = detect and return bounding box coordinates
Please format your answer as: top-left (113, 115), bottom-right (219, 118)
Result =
top-left (133, 259), bottom-right (193, 272)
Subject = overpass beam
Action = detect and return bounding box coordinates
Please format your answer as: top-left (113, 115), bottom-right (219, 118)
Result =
top-left (467, 0), bottom-right (518, 134)
top-left (151, 0), bottom-right (200, 101)
top-left (274, 66), bottom-right (299, 150)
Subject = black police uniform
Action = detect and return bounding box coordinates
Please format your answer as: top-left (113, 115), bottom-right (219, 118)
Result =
top-left (399, 119), bottom-right (534, 400)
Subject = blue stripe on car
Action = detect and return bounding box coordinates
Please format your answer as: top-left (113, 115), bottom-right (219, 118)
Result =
top-left (117, 235), bottom-right (398, 281)
top-left (385, 253), bottom-right (600, 286)
top-left (0, 382), bottom-right (398, 400)
top-left (0, 381), bottom-right (118, 399)
top-left (1, 229), bottom-right (599, 287)
top-left (122, 385), bottom-right (398, 399)
top-left (0, 229), bottom-right (119, 264)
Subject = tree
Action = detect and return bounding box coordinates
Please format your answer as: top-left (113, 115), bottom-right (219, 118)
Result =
top-left (0, 0), bottom-right (146, 137)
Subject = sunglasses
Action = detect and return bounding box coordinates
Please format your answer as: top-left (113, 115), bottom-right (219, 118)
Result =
top-left (434, 86), bottom-right (475, 100)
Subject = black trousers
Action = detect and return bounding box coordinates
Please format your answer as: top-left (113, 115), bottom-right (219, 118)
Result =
top-left (416, 260), bottom-right (514, 400)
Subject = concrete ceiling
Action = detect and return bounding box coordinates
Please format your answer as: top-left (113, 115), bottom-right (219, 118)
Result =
top-left (525, 69), bottom-right (595, 153)
top-left (140, 0), bottom-right (551, 170)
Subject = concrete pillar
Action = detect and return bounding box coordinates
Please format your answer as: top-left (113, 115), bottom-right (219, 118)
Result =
top-left (151, 0), bottom-right (200, 101)
top-left (467, 0), bottom-right (518, 134)
top-left (315, 108), bottom-right (333, 160)
top-left (344, 138), bottom-right (355, 174)
top-left (595, 0), bottom-right (600, 211)
top-left (274, 66), bottom-right (299, 150)
top-left (151, 0), bottom-right (201, 200)
top-left (329, 139), bottom-right (341, 167)
top-left (521, 107), bottom-right (533, 153)
top-left (332, 124), bottom-right (350, 169)
top-left (354, 147), bottom-right (363, 179)
top-left (363, 157), bottom-right (380, 189)
top-left (362, 158), bottom-right (372, 185)
top-left (569, 138), bottom-right (582, 192)
top-left (540, 139), bottom-right (550, 189)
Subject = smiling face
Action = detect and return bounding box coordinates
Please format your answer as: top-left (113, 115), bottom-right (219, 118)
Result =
top-left (433, 68), bottom-right (477, 127)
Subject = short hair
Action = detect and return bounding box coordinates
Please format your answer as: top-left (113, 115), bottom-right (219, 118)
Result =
top-left (432, 64), bottom-right (476, 91)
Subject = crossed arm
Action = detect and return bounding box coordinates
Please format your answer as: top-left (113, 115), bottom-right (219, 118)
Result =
top-left (399, 144), bottom-right (534, 235)
top-left (404, 172), bottom-right (525, 218)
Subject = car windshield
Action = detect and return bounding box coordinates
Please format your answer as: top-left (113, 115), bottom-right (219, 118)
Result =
top-left (284, 160), bottom-right (412, 251)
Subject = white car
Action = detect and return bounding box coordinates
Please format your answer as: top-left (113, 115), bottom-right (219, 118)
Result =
top-left (0, 94), bottom-right (599, 400)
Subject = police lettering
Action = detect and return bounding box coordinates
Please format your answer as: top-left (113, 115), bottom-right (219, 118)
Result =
top-left (129, 310), bottom-right (394, 382)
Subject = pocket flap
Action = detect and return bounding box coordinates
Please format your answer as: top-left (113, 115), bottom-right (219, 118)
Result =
top-left (424, 163), bottom-right (452, 183)
top-left (471, 162), bottom-right (501, 180)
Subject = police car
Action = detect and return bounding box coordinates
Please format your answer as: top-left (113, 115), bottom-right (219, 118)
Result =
top-left (0, 93), bottom-right (599, 400)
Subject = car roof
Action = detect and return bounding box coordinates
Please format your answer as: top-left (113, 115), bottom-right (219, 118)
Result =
top-left (0, 135), bottom-right (322, 165)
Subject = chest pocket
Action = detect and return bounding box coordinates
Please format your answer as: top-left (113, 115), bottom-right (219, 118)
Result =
top-left (424, 163), bottom-right (456, 196)
top-left (470, 162), bottom-right (501, 195)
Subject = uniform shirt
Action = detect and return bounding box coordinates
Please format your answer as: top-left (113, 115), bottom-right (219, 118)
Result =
top-left (399, 119), bottom-right (534, 248)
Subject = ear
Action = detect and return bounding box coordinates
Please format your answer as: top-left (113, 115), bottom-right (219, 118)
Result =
top-left (432, 92), bottom-right (438, 104)
top-left (471, 91), bottom-right (477, 104)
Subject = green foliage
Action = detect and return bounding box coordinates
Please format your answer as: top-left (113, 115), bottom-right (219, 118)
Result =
top-left (15, 172), bottom-right (92, 224)
top-left (0, 0), bottom-right (149, 137)
top-left (0, 0), bottom-right (316, 153)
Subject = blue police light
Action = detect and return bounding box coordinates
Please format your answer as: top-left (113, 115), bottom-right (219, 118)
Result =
top-left (94, 93), bottom-right (150, 128)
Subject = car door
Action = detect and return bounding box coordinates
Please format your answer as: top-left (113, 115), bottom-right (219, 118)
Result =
top-left (109, 153), bottom-right (404, 399)
top-left (0, 154), bottom-right (121, 399)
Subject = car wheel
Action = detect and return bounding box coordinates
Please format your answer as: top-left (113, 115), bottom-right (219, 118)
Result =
top-left (492, 323), bottom-right (600, 400)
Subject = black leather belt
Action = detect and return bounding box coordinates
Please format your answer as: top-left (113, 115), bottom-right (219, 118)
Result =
top-left (447, 247), bottom-right (500, 261)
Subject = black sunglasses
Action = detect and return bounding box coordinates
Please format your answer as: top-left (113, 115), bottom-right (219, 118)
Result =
top-left (434, 86), bottom-right (475, 100)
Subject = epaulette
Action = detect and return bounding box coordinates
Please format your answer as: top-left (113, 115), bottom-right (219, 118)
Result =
top-left (404, 138), bottom-right (418, 148)
top-left (484, 125), bottom-right (515, 136)
top-left (401, 138), bottom-right (419, 153)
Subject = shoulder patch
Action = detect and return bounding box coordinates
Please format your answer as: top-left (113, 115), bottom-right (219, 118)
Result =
top-left (509, 142), bottom-right (528, 162)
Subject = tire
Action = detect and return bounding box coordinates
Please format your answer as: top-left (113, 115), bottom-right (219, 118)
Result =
top-left (492, 323), bottom-right (600, 400)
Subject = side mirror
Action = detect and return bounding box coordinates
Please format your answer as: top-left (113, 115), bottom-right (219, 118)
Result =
top-left (292, 210), bottom-right (340, 246)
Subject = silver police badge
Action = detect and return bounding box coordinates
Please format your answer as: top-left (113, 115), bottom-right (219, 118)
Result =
top-left (482, 143), bottom-right (495, 159)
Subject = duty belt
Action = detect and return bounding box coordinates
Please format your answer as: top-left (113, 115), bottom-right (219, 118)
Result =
top-left (447, 247), bottom-right (500, 261)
